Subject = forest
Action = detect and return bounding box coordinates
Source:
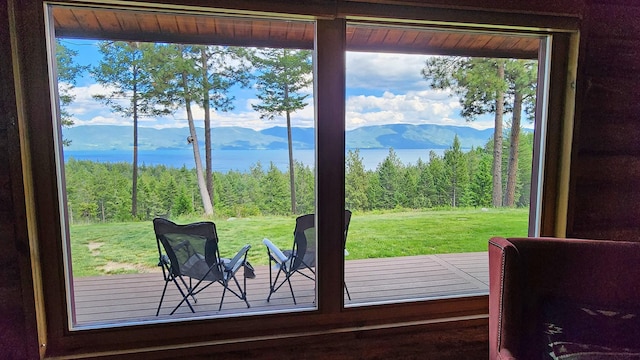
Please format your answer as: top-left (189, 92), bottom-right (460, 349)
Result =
top-left (63, 132), bottom-right (534, 223)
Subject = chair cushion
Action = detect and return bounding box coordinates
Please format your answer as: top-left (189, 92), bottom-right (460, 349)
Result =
top-left (543, 300), bottom-right (640, 359)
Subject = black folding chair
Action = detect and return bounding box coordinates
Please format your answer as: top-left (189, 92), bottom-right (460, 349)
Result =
top-left (263, 210), bottom-right (352, 304)
top-left (153, 218), bottom-right (252, 315)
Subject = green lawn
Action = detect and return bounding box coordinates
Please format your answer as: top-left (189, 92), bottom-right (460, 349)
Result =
top-left (69, 208), bottom-right (529, 277)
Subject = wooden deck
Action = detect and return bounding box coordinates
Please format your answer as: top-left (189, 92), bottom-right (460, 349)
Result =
top-left (72, 252), bottom-right (488, 327)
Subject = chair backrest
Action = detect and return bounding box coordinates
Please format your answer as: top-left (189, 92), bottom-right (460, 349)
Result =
top-left (292, 214), bottom-right (315, 270)
top-left (291, 210), bottom-right (352, 270)
top-left (344, 210), bottom-right (352, 250)
top-left (153, 218), bottom-right (222, 280)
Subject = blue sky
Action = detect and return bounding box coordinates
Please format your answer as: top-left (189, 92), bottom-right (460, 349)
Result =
top-left (60, 39), bottom-right (502, 131)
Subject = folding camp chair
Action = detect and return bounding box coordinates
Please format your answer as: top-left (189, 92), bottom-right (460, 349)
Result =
top-left (153, 218), bottom-right (252, 315)
top-left (263, 210), bottom-right (352, 304)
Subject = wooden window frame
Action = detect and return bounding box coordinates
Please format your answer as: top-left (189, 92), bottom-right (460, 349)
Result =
top-left (9, 0), bottom-right (578, 357)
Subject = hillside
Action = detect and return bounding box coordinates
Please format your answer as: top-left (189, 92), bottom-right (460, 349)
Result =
top-left (62, 123), bottom-right (502, 151)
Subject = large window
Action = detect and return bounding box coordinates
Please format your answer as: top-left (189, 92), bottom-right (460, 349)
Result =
top-left (15, 0), bottom-right (577, 356)
top-left (49, 5), bottom-right (319, 328)
top-left (342, 23), bottom-right (548, 306)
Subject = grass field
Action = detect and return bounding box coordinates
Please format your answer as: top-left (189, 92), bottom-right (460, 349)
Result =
top-left (69, 208), bottom-right (529, 277)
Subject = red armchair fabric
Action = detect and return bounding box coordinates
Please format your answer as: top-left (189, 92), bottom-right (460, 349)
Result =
top-left (489, 237), bottom-right (640, 359)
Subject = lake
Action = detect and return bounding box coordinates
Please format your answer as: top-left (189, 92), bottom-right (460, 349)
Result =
top-left (63, 148), bottom-right (447, 172)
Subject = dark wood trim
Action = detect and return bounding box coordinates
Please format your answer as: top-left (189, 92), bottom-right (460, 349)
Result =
top-left (337, 1), bottom-right (581, 32)
top-left (2, 1), bottom-right (42, 358)
top-left (315, 17), bottom-right (347, 314)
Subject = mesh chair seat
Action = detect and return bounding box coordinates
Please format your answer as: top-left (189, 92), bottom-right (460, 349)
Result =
top-left (154, 218), bottom-right (252, 315)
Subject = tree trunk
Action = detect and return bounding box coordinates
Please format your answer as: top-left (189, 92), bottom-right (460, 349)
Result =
top-left (491, 61), bottom-right (505, 207)
top-left (286, 108), bottom-right (297, 214)
top-left (131, 76), bottom-right (139, 218)
top-left (181, 69), bottom-right (214, 216)
top-left (201, 48), bottom-right (214, 208)
top-left (505, 90), bottom-right (523, 207)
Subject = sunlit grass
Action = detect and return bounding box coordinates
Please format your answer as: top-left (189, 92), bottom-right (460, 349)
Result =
top-left (69, 208), bottom-right (529, 277)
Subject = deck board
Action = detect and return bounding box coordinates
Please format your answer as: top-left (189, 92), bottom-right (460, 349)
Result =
top-left (71, 252), bottom-right (488, 327)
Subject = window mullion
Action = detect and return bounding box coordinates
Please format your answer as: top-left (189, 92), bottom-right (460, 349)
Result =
top-left (315, 18), bottom-right (347, 314)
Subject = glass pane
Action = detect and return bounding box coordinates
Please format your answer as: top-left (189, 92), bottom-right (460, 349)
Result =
top-left (344, 23), bottom-right (542, 306)
top-left (49, 5), bottom-right (316, 328)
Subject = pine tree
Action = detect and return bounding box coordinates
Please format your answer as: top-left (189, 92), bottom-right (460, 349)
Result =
top-left (443, 135), bottom-right (469, 207)
top-left (345, 149), bottom-right (369, 211)
top-left (252, 48), bottom-right (313, 214)
top-left (56, 42), bottom-right (87, 146)
top-left (91, 41), bottom-right (171, 218)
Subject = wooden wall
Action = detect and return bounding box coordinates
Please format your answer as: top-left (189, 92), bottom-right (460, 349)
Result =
top-left (567, 1), bottom-right (640, 240)
top-left (3, 0), bottom-right (640, 358)
top-left (0, 2), bottom-right (39, 359)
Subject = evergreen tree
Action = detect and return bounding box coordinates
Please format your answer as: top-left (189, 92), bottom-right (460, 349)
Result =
top-left (468, 152), bottom-right (493, 207)
top-left (416, 158), bottom-right (435, 208)
top-left (195, 46), bottom-right (252, 205)
top-left (423, 57), bottom-right (537, 207)
top-left (262, 162), bottom-right (290, 215)
top-left (91, 41), bottom-right (171, 218)
top-left (173, 185), bottom-right (194, 216)
top-left (294, 161), bottom-right (315, 214)
top-left (398, 165), bottom-right (419, 208)
top-left (428, 151), bottom-right (449, 207)
top-left (376, 148), bottom-right (403, 209)
top-left (345, 149), bottom-right (369, 211)
top-left (422, 57), bottom-right (508, 207)
top-left (56, 42), bottom-right (87, 146)
top-left (149, 44), bottom-right (214, 215)
top-left (443, 135), bottom-right (469, 207)
top-left (504, 60), bottom-right (537, 206)
top-left (252, 48), bottom-right (313, 214)
top-left (515, 132), bottom-right (534, 207)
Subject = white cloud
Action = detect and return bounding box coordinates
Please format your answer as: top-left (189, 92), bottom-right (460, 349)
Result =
top-left (346, 52), bottom-right (430, 91)
top-left (63, 50), bottom-right (502, 131)
top-left (72, 115), bottom-right (128, 126)
top-left (346, 89), bottom-right (468, 129)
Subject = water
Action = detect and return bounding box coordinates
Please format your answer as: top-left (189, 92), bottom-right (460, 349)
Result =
top-left (63, 148), bottom-right (446, 172)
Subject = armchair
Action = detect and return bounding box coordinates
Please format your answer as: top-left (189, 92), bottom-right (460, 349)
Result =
top-left (489, 237), bottom-right (640, 359)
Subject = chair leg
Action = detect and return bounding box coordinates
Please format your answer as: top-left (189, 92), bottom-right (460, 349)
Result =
top-left (156, 280), bottom-right (170, 316)
top-left (170, 276), bottom-right (196, 315)
top-left (235, 274), bottom-right (250, 308)
top-left (218, 285), bottom-right (228, 312)
top-left (266, 265), bottom-right (283, 302)
top-left (344, 282), bottom-right (351, 301)
top-left (286, 273), bottom-right (297, 305)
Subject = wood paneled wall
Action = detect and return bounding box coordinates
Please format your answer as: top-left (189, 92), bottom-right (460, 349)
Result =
top-left (3, 0), bottom-right (640, 358)
top-left (0, 2), bottom-right (37, 359)
top-left (568, 1), bottom-right (640, 240)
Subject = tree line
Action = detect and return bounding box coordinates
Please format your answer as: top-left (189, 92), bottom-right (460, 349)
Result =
top-left (63, 132), bottom-right (533, 223)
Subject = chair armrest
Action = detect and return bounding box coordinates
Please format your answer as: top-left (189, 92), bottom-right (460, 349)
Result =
top-left (225, 244), bottom-right (251, 274)
top-left (263, 238), bottom-right (288, 263)
top-left (158, 254), bottom-right (170, 266)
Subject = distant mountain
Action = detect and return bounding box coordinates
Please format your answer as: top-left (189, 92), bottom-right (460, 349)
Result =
top-left (347, 124), bottom-right (495, 149)
top-left (63, 124), bottom-right (508, 151)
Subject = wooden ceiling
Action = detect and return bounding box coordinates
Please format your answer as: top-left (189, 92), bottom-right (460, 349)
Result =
top-left (51, 6), bottom-right (540, 59)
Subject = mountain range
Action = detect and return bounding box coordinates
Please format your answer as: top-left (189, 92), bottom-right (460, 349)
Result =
top-left (63, 124), bottom-right (501, 151)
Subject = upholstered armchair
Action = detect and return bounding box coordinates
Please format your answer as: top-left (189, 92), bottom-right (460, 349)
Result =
top-left (489, 237), bottom-right (640, 359)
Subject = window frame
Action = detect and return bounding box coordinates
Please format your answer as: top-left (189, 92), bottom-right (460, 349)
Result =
top-left (10, 0), bottom-right (579, 357)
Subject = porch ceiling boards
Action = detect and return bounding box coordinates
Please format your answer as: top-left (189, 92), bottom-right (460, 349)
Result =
top-left (72, 252), bottom-right (488, 327)
top-left (51, 5), bottom-right (540, 58)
